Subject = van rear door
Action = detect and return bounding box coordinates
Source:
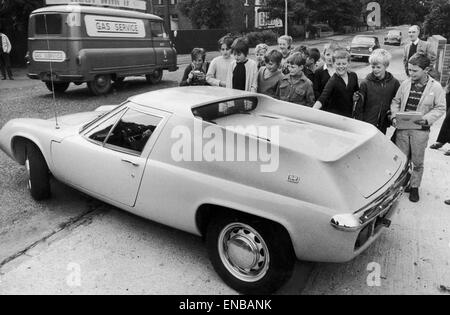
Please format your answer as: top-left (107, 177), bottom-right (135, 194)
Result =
top-left (29, 13), bottom-right (71, 80)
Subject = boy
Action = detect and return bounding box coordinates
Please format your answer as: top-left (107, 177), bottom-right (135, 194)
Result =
top-left (257, 50), bottom-right (283, 97)
top-left (276, 52), bottom-right (315, 107)
top-left (356, 49), bottom-right (400, 134)
top-left (390, 52), bottom-right (446, 202)
top-left (206, 36), bottom-right (234, 87)
top-left (180, 48), bottom-right (209, 86)
top-left (278, 35), bottom-right (293, 75)
top-left (303, 48), bottom-right (321, 82)
top-left (226, 37), bottom-right (258, 92)
top-left (313, 49), bottom-right (359, 117)
top-left (254, 43), bottom-right (269, 69)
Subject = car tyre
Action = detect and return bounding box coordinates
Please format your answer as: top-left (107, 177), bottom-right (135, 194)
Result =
top-left (88, 74), bottom-right (112, 95)
top-left (45, 81), bottom-right (70, 93)
top-left (206, 213), bottom-right (295, 294)
top-left (146, 69), bottom-right (163, 84)
top-left (25, 143), bottom-right (51, 201)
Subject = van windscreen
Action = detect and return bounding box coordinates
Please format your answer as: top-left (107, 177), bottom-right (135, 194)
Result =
top-left (35, 14), bottom-right (62, 35)
top-left (150, 21), bottom-right (167, 38)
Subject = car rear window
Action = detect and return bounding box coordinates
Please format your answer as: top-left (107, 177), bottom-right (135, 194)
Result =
top-left (192, 97), bottom-right (258, 122)
top-left (353, 37), bottom-right (375, 45)
top-left (35, 14), bottom-right (63, 35)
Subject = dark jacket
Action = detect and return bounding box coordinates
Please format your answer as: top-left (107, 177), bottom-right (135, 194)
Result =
top-left (180, 62), bottom-right (210, 86)
top-left (313, 65), bottom-right (331, 100)
top-left (317, 72), bottom-right (359, 117)
top-left (356, 72), bottom-right (400, 134)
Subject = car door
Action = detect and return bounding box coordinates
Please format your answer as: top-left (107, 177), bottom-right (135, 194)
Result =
top-left (51, 106), bottom-right (167, 207)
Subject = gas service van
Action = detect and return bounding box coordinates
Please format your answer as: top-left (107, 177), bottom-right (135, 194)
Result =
top-left (26, 5), bottom-right (178, 95)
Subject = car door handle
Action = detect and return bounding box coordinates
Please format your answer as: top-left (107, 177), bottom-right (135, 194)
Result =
top-left (121, 159), bottom-right (139, 167)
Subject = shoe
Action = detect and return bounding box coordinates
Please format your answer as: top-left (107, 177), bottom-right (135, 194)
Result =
top-left (409, 188), bottom-right (420, 203)
top-left (1, 77), bottom-right (6, 80)
top-left (430, 142), bottom-right (444, 149)
top-left (445, 150), bottom-right (450, 156)
top-left (404, 186), bottom-right (411, 193)
top-left (445, 200), bottom-right (450, 205)
top-left (8, 77), bottom-right (13, 80)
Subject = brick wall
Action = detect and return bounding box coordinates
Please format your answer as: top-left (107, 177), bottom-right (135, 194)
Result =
top-left (442, 44), bottom-right (450, 86)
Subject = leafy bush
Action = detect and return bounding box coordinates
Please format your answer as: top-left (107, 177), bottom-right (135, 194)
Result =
top-left (244, 30), bottom-right (278, 47)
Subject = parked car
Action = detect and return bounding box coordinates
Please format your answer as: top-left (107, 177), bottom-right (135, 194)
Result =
top-left (349, 35), bottom-right (381, 61)
top-left (384, 30), bottom-right (403, 46)
top-left (0, 87), bottom-right (410, 294)
top-left (312, 23), bottom-right (334, 38)
top-left (25, 5), bottom-right (178, 95)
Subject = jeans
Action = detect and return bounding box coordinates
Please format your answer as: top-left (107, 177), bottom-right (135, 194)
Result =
top-left (395, 129), bottom-right (430, 188)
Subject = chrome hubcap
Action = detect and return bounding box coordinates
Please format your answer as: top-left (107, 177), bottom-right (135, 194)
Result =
top-left (218, 223), bottom-right (269, 282)
top-left (96, 75), bottom-right (109, 88)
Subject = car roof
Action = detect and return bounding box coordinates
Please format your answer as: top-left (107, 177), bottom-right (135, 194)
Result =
top-left (129, 87), bottom-right (258, 115)
top-left (32, 5), bottom-right (162, 20)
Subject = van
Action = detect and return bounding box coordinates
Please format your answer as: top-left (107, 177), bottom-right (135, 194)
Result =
top-left (26, 5), bottom-right (178, 95)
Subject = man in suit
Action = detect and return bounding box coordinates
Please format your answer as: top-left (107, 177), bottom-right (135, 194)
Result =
top-left (0, 29), bottom-right (13, 80)
top-left (403, 25), bottom-right (436, 77)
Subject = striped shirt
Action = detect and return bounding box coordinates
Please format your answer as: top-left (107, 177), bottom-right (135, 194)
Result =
top-left (405, 80), bottom-right (427, 112)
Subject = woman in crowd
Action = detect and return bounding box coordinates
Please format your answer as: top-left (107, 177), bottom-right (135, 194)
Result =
top-left (313, 49), bottom-right (359, 117)
top-left (206, 35), bottom-right (235, 87)
top-left (180, 47), bottom-right (209, 86)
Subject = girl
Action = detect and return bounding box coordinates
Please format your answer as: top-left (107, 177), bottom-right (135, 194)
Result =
top-left (180, 47), bottom-right (209, 86)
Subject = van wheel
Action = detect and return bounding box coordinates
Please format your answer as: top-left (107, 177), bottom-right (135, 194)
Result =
top-left (45, 82), bottom-right (70, 93)
top-left (206, 214), bottom-right (295, 294)
top-left (146, 69), bottom-right (163, 84)
top-left (25, 143), bottom-right (51, 201)
top-left (88, 75), bottom-right (112, 95)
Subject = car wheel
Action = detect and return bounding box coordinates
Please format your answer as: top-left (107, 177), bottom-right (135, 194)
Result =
top-left (146, 69), bottom-right (163, 84)
top-left (88, 74), bottom-right (112, 95)
top-left (206, 214), bottom-right (295, 294)
top-left (45, 81), bottom-right (70, 93)
top-left (25, 143), bottom-right (51, 201)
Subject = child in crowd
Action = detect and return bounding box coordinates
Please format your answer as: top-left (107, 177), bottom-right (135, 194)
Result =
top-left (226, 37), bottom-right (258, 92)
top-left (255, 43), bottom-right (269, 69)
top-left (313, 49), bottom-right (359, 117)
top-left (257, 50), bottom-right (283, 97)
top-left (303, 48), bottom-right (321, 82)
top-left (276, 52), bottom-right (315, 107)
top-left (206, 36), bottom-right (235, 87)
top-left (180, 47), bottom-right (209, 86)
top-left (278, 35), bottom-right (293, 75)
top-left (313, 42), bottom-right (339, 101)
top-left (355, 49), bottom-right (400, 134)
top-left (310, 47), bottom-right (324, 69)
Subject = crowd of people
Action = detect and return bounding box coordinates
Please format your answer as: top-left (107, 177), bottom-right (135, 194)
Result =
top-left (180, 26), bottom-right (448, 204)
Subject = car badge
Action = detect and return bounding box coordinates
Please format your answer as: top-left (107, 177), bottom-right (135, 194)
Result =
top-left (288, 175), bottom-right (300, 184)
top-left (393, 155), bottom-right (399, 162)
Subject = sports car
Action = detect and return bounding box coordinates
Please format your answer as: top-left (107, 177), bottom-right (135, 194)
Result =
top-left (0, 86), bottom-right (410, 294)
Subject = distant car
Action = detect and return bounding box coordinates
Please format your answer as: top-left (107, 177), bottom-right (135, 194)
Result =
top-left (0, 87), bottom-right (410, 294)
top-left (384, 30), bottom-right (403, 46)
top-left (349, 35), bottom-right (381, 61)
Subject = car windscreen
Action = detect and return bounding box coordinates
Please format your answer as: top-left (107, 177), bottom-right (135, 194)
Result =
top-left (150, 21), bottom-right (168, 39)
top-left (192, 97), bottom-right (258, 123)
top-left (34, 14), bottom-right (63, 35)
top-left (353, 37), bottom-right (375, 45)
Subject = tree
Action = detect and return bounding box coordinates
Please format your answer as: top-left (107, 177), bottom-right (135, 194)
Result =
top-left (178, 0), bottom-right (229, 29)
top-left (423, 0), bottom-right (450, 39)
top-left (0, 0), bottom-right (44, 31)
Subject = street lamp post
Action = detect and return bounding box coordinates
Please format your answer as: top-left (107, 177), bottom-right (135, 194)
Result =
top-left (284, 0), bottom-right (288, 35)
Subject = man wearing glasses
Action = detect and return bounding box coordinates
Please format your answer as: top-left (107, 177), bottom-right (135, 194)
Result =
top-left (403, 25), bottom-right (436, 77)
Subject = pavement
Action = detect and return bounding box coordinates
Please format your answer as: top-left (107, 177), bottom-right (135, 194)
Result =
top-left (1, 25), bottom-right (450, 295)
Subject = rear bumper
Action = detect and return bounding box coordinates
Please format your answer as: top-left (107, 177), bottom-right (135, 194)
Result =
top-left (28, 72), bottom-right (84, 82)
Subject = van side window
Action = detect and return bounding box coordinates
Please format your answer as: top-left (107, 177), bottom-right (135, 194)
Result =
top-left (150, 21), bottom-right (167, 39)
top-left (35, 14), bottom-right (63, 35)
